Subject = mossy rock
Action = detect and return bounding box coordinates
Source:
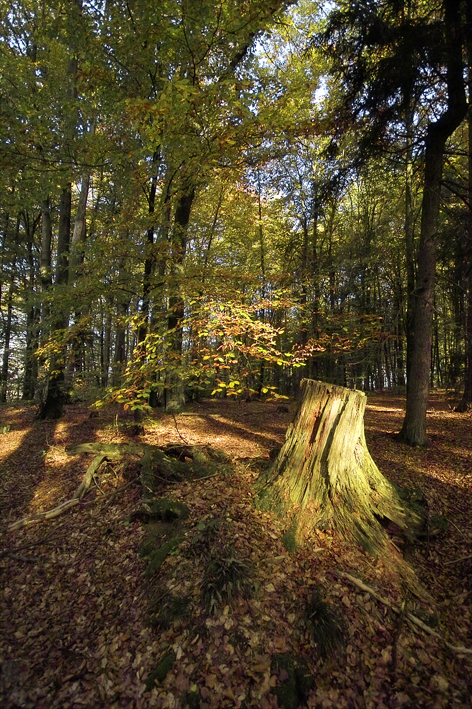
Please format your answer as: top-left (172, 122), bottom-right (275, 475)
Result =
top-left (144, 652), bottom-right (176, 691)
top-left (131, 498), bottom-right (190, 524)
top-left (272, 653), bottom-right (313, 709)
top-left (149, 498), bottom-right (190, 522)
top-left (145, 535), bottom-right (184, 578)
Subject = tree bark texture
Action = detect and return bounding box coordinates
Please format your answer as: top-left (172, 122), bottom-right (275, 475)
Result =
top-left (256, 379), bottom-right (410, 555)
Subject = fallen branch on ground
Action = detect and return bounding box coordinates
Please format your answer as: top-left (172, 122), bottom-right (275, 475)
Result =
top-left (7, 498), bottom-right (80, 531)
top-left (0, 551), bottom-right (36, 563)
top-left (7, 453), bottom-right (107, 532)
top-left (334, 570), bottom-right (472, 656)
top-left (443, 554), bottom-right (472, 566)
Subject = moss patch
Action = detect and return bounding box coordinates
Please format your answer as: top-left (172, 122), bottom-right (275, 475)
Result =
top-left (145, 535), bottom-right (184, 578)
top-left (272, 652), bottom-right (313, 709)
top-left (148, 498), bottom-right (190, 522)
top-left (281, 520), bottom-right (298, 553)
top-left (144, 652), bottom-right (176, 691)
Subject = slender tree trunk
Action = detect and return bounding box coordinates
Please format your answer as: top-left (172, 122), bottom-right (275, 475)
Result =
top-left (22, 238), bottom-right (40, 400)
top-left (165, 182), bottom-right (195, 413)
top-left (112, 297), bottom-right (129, 387)
top-left (256, 379), bottom-right (412, 555)
top-left (404, 109), bottom-right (416, 389)
top-left (1, 265), bottom-right (15, 402)
top-left (38, 186), bottom-right (72, 419)
top-left (457, 106), bottom-right (472, 409)
top-left (134, 152), bottom-right (159, 422)
top-left (69, 174), bottom-right (90, 282)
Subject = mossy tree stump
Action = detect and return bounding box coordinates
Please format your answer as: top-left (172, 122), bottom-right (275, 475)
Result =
top-left (256, 379), bottom-right (414, 554)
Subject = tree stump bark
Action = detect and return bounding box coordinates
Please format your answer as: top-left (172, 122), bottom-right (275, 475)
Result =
top-left (256, 379), bottom-right (413, 555)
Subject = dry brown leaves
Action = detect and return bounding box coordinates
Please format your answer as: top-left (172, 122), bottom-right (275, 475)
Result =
top-left (1, 395), bottom-right (471, 708)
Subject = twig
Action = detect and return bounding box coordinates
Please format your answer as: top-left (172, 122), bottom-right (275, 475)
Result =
top-left (0, 551), bottom-right (36, 563)
top-left (443, 554), bottom-right (472, 566)
top-left (102, 478), bottom-right (140, 508)
top-left (172, 414), bottom-right (189, 444)
top-left (448, 519), bottom-right (467, 539)
top-left (82, 477), bottom-right (140, 507)
top-left (334, 570), bottom-right (472, 656)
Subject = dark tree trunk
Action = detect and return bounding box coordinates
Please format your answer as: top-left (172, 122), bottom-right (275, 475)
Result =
top-left (256, 379), bottom-right (411, 556)
top-left (1, 270), bottom-right (15, 402)
top-left (400, 0), bottom-right (468, 444)
top-left (457, 105), bottom-right (472, 410)
top-left (38, 185), bottom-right (72, 419)
top-left (164, 183), bottom-right (195, 413)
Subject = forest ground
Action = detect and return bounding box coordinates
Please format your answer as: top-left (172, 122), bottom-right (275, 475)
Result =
top-left (0, 391), bottom-right (471, 709)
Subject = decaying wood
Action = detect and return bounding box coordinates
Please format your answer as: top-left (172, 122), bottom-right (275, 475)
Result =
top-left (65, 442), bottom-right (146, 457)
top-left (8, 499), bottom-right (80, 531)
top-left (256, 379), bottom-right (418, 555)
top-left (8, 442), bottom-right (220, 532)
top-left (335, 570), bottom-right (472, 656)
top-left (7, 452), bottom-right (110, 531)
top-left (72, 454), bottom-right (107, 500)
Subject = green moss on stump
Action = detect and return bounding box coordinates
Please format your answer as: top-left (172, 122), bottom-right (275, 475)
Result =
top-left (145, 535), bottom-right (184, 578)
top-left (281, 520), bottom-right (298, 553)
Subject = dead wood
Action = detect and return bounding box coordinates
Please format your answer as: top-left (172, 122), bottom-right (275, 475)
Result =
top-left (334, 570), bottom-right (472, 656)
top-left (72, 454), bottom-right (107, 500)
top-left (7, 452), bottom-right (109, 531)
top-left (256, 379), bottom-right (419, 556)
top-left (7, 499), bottom-right (80, 531)
top-left (7, 441), bottom-right (224, 533)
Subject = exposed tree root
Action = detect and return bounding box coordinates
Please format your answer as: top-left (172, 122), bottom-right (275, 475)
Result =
top-left (7, 443), bottom-right (223, 532)
top-left (334, 570), bottom-right (472, 656)
top-left (7, 453), bottom-right (108, 531)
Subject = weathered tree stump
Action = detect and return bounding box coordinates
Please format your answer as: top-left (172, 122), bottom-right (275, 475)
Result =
top-left (256, 379), bottom-right (415, 555)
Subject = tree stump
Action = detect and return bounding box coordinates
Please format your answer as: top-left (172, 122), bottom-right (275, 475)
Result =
top-left (256, 379), bottom-right (414, 555)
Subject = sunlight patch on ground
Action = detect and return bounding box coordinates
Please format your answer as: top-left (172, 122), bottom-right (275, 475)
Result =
top-left (0, 428), bottom-right (28, 464)
top-left (366, 404), bottom-right (404, 413)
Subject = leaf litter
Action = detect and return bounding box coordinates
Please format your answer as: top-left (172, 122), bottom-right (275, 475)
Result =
top-left (0, 394), bottom-right (471, 708)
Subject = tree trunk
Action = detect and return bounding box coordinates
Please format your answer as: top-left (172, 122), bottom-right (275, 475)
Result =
top-left (38, 186), bottom-right (72, 419)
top-left (399, 0), bottom-right (468, 444)
top-left (256, 379), bottom-right (411, 555)
top-left (164, 182), bottom-right (195, 413)
top-left (457, 97), bottom-right (472, 410)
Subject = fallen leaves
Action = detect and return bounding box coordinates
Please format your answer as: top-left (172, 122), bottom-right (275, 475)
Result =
top-left (1, 397), bottom-right (472, 708)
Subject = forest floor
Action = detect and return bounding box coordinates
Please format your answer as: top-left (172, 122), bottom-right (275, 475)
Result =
top-left (1, 391), bottom-right (471, 709)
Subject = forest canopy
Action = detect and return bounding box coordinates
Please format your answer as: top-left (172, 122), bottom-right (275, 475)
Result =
top-left (0, 0), bottom-right (470, 443)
